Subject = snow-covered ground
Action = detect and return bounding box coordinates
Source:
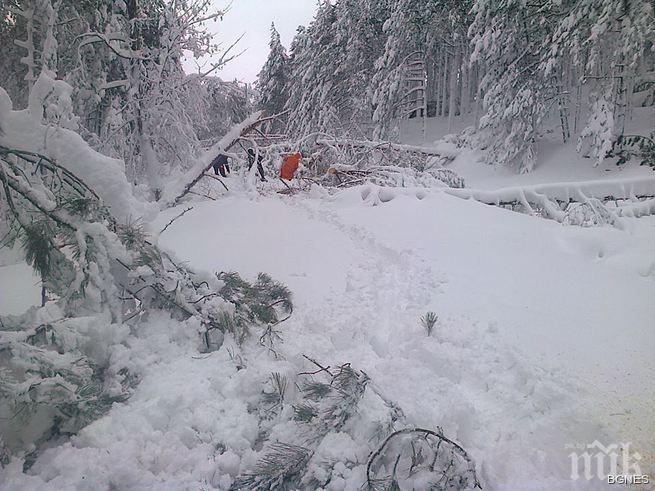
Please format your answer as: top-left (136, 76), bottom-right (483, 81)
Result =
top-left (2, 166), bottom-right (653, 489)
top-left (402, 108), bottom-right (655, 190)
top-left (152, 184), bottom-right (655, 487)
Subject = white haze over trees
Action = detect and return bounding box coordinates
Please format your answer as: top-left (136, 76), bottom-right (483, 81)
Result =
top-left (0, 0), bottom-right (654, 489)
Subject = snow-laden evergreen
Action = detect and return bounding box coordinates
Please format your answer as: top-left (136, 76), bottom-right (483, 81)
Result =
top-left (1, 0), bottom-right (655, 489)
top-left (256, 23), bottom-right (289, 123)
top-left (266, 0), bottom-right (654, 170)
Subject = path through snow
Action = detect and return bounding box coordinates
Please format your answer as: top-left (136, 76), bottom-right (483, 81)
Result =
top-left (1, 183), bottom-right (652, 490)
top-left (151, 188), bottom-right (652, 488)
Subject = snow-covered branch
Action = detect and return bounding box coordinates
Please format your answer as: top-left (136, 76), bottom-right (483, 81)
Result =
top-left (162, 110), bottom-right (264, 206)
top-left (316, 137), bottom-right (460, 161)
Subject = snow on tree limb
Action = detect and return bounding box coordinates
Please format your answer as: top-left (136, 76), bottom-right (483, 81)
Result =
top-left (315, 137), bottom-right (460, 161)
top-left (616, 198), bottom-right (655, 218)
top-left (444, 177), bottom-right (655, 206)
top-left (0, 81), bottom-right (152, 222)
top-left (443, 176), bottom-right (655, 225)
top-left (162, 110), bottom-right (264, 206)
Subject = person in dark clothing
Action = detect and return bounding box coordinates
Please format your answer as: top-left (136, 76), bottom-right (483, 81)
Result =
top-left (247, 148), bottom-right (267, 181)
top-left (211, 153), bottom-right (230, 177)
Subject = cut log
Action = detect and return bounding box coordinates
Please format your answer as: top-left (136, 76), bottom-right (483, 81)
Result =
top-left (444, 176), bottom-right (655, 205)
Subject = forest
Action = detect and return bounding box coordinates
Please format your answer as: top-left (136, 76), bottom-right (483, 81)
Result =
top-left (0, 0), bottom-right (653, 489)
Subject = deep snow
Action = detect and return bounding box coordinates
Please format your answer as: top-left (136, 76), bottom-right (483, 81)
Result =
top-left (152, 186), bottom-right (655, 486)
top-left (1, 167), bottom-right (654, 489)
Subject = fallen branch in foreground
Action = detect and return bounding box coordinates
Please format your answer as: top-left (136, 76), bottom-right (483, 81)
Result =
top-left (366, 428), bottom-right (481, 490)
top-left (202, 172), bottom-right (229, 191)
top-left (159, 206), bottom-right (194, 235)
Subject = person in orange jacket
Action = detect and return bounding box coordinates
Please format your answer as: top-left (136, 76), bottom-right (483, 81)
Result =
top-left (280, 152), bottom-right (302, 181)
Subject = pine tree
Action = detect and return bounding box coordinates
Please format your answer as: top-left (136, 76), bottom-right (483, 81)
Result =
top-left (547, 0), bottom-right (655, 165)
top-left (285, 2), bottom-right (342, 136)
top-left (1, 0), bottom-right (241, 195)
top-left (0, 3), bottom-right (291, 463)
top-left (468, 0), bottom-right (557, 172)
top-left (257, 23), bottom-right (289, 122)
top-left (470, 0), bottom-right (654, 171)
top-left (285, 0), bottom-right (391, 137)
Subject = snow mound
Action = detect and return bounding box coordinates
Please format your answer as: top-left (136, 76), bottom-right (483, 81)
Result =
top-left (0, 76), bottom-right (153, 222)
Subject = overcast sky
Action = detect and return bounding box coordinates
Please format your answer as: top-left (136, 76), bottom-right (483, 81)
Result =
top-left (183, 1), bottom-right (318, 84)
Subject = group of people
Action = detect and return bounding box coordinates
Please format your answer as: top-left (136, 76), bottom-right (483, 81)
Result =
top-left (210, 148), bottom-right (303, 183)
top-left (210, 148), bottom-right (267, 181)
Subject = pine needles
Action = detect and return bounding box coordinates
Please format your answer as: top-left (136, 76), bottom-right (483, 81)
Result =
top-left (0, 144), bottom-right (297, 465)
top-left (612, 131), bottom-right (655, 168)
top-left (232, 357), bottom-right (481, 490)
top-left (262, 372), bottom-right (288, 407)
top-left (366, 428), bottom-right (481, 490)
top-left (420, 311), bottom-right (438, 336)
top-left (230, 443), bottom-right (312, 491)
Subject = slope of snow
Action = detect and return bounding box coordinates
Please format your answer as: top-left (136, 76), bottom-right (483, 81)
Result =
top-left (156, 189), bottom-right (655, 487)
top-left (400, 106), bottom-right (655, 191)
top-left (322, 188), bottom-right (655, 442)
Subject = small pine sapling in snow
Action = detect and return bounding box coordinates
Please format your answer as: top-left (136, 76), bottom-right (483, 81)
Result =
top-left (420, 311), bottom-right (438, 336)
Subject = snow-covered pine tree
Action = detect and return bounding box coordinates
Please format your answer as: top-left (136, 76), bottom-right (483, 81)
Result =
top-left (335, 0), bottom-right (392, 131)
top-left (257, 22), bottom-right (289, 128)
top-left (469, 0), bottom-right (558, 172)
top-left (285, 0), bottom-right (391, 137)
top-left (0, 1), bottom-right (292, 463)
top-left (470, 0), bottom-right (654, 171)
top-left (546, 0), bottom-right (655, 165)
top-left (370, 0), bottom-right (424, 139)
top-left (368, 0), bottom-right (473, 140)
top-left (285, 2), bottom-right (343, 137)
top-left (1, 0), bottom-right (243, 196)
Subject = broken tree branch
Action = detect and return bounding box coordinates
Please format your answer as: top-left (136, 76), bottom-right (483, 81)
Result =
top-left (316, 137), bottom-right (459, 161)
top-left (159, 206), bottom-right (194, 235)
top-left (202, 172), bottom-right (229, 191)
top-left (164, 110), bottom-right (295, 206)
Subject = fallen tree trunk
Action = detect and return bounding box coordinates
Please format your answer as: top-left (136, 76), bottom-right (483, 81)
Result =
top-left (615, 197), bottom-right (655, 218)
top-left (162, 111), bottom-right (265, 206)
top-left (444, 176), bottom-right (655, 205)
top-left (442, 176), bottom-right (655, 225)
top-left (315, 137), bottom-right (459, 161)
